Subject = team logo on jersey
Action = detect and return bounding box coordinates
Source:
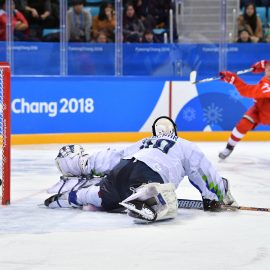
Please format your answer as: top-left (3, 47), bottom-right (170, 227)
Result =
top-left (262, 83), bottom-right (270, 93)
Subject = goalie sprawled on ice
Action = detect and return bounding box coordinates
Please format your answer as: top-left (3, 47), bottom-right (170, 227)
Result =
top-left (45, 116), bottom-right (237, 222)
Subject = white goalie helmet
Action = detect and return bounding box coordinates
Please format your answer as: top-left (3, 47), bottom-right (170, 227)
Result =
top-left (152, 116), bottom-right (177, 136)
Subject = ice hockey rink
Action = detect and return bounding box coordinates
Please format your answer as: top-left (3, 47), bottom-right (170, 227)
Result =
top-left (1, 141), bottom-right (270, 270)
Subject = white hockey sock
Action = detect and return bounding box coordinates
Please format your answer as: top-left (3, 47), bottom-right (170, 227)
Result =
top-left (228, 127), bottom-right (245, 146)
top-left (76, 185), bottom-right (102, 207)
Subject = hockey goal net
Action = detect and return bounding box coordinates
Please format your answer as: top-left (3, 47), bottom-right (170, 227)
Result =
top-left (0, 62), bottom-right (11, 205)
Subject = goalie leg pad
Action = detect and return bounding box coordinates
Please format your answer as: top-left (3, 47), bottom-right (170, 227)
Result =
top-left (120, 183), bottom-right (178, 222)
top-left (47, 176), bottom-right (101, 194)
top-left (44, 176), bottom-right (102, 209)
top-left (44, 192), bottom-right (74, 208)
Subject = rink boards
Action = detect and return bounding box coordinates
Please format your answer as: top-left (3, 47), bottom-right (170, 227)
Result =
top-left (11, 76), bottom-right (270, 144)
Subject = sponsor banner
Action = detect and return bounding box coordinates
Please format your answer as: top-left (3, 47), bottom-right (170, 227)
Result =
top-left (11, 77), bottom-right (167, 134)
top-left (11, 76), bottom-right (270, 135)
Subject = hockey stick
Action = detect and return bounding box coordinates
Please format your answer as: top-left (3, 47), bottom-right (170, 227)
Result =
top-left (190, 68), bottom-right (253, 84)
top-left (189, 70), bottom-right (197, 84)
top-left (177, 199), bottom-right (270, 212)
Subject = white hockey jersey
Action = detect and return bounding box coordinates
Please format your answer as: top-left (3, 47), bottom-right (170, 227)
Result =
top-left (86, 135), bottom-right (226, 201)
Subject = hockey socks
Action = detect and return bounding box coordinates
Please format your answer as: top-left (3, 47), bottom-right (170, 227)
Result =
top-left (219, 117), bottom-right (256, 159)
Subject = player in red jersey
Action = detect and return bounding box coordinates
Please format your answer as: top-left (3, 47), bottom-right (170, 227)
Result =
top-left (0, 0), bottom-right (29, 41)
top-left (219, 60), bottom-right (270, 159)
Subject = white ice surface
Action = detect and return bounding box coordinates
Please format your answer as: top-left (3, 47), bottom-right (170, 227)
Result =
top-left (1, 142), bottom-right (270, 270)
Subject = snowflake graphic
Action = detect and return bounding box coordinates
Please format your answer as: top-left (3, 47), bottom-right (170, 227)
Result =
top-left (182, 106), bottom-right (196, 122)
top-left (203, 103), bottom-right (223, 124)
top-left (229, 89), bottom-right (242, 102)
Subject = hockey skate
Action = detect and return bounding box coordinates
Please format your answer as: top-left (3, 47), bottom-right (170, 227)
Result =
top-left (120, 183), bottom-right (178, 222)
top-left (121, 199), bottom-right (157, 222)
top-left (219, 144), bottom-right (234, 160)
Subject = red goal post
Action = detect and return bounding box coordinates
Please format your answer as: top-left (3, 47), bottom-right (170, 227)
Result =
top-left (0, 62), bottom-right (11, 205)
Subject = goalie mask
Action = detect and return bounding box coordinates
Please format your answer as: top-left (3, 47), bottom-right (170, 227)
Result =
top-left (152, 116), bottom-right (177, 137)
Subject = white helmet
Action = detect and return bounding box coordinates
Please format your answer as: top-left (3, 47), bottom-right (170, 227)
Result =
top-left (152, 116), bottom-right (177, 136)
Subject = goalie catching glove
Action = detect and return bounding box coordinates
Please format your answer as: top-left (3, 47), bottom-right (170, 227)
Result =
top-left (120, 183), bottom-right (178, 222)
top-left (55, 145), bottom-right (90, 177)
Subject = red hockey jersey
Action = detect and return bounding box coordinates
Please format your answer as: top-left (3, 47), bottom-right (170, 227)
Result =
top-left (234, 76), bottom-right (270, 125)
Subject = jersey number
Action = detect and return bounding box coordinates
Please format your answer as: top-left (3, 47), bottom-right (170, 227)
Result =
top-left (140, 139), bottom-right (175, 154)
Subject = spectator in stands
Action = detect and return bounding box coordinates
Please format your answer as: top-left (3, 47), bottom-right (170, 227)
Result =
top-left (148, 0), bottom-right (178, 42)
top-left (130, 0), bottom-right (155, 29)
top-left (0, 0), bottom-right (29, 41)
top-left (92, 1), bottom-right (115, 42)
top-left (50, 0), bottom-right (60, 28)
top-left (93, 30), bottom-right (109, 43)
top-left (123, 0), bottom-right (168, 29)
top-left (15, 0), bottom-right (25, 12)
top-left (19, 0), bottom-right (59, 40)
top-left (238, 2), bottom-right (263, 42)
top-left (147, 0), bottom-right (170, 28)
top-left (141, 29), bottom-right (158, 43)
top-left (237, 28), bottom-right (252, 42)
top-left (263, 29), bottom-right (270, 42)
top-left (240, 1), bottom-right (270, 8)
top-left (123, 2), bottom-right (145, 42)
top-left (67, 0), bottom-right (92, 42)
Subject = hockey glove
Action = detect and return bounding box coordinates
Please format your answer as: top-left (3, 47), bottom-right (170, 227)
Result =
top-left (219, 71), bottom-right (237, 84)
top-left (202, 198), bottom-right (223, 211)
top-left (55, 145), bottom-right (90, 177)
top-left (252, 60), bottom-right (270, 73)
top-left (202, 178), bottom-right (237, 211)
